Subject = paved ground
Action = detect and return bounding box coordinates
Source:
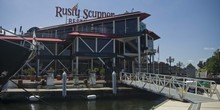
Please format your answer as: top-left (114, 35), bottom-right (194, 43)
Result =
top-left (154, 85), bottom-right (220, 110)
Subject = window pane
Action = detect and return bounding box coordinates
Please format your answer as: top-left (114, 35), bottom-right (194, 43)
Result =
top-left (103, 22), bottom-right (113, 34)
top-left (126, 18), bottom-right (137, 33)
top-left (115, 20), bottom-right (125, 34)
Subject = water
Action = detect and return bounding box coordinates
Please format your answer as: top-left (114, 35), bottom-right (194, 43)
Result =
top-left (0, 97), bottom-right (165, 110)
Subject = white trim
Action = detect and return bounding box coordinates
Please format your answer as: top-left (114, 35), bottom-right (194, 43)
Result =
top-left (138, 36), bottom-right (141, 72)
top-left (137, 17), bottom-right (140, 31)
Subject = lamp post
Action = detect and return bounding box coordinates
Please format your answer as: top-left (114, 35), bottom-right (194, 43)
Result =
top-left (176, 61), bottom-right (183, 76)
top-left (166, 56), bottom-right (174, 75)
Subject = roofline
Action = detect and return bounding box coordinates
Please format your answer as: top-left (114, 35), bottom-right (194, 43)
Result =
top-left (39, 11), bottom-right (150, 31)
top-left (144, 29), bottom-right (160, 40)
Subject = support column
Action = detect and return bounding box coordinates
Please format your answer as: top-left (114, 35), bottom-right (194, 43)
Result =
top-left (123, 59), bottom-right (126, 71)
top-left (71, 41), bottom-right (74, 72)
top-left (123, 41), bottom-right (126, 71)
top-left (113, 39), bottom-right (116, 70)
top-left (91, 58), bottom-right (94, 69)
top-left (138, 36), bottom-right (141, 72)
top-left (153, 54), bottom-right (155, 73)
top-left (55, 42), bottom-right (58, 75)
top-left (146, 55), bottom-right (149, 73)
top-left (37, 59), bottom-right (40, 76)
top-left (132, 61), bottom-right (135, 73)
top-left (36, 42), bottom-right (40, 76)
top-left (76, 37), bottom-right (79, 75)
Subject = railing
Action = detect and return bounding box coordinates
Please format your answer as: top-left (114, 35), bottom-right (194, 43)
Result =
top-left (120, 72), bottom-right (219, 101)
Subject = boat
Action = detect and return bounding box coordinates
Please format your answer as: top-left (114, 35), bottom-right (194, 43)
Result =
top-left (0, 28), bottom-right (33, 91)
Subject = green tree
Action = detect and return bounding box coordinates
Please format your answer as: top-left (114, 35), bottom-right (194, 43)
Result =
top-left (205, 49), bottom-right (220, 75)
top-left (197, 61), bottom-right (204, 69)
top-left (186, 63), bottom-right (195, 69)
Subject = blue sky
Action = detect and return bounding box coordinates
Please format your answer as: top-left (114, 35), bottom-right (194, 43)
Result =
top-left (1, 0), bottom-right (220, 68)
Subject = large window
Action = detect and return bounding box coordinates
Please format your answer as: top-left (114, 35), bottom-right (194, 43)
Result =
top-left (126, 18), bottom-right (137, 34)
top-left (93, 23), bottom-right (103, 33)
top-left (103, 22), bottom-right (113, 34)
top-left (115, 20), bottom-right (125, 34)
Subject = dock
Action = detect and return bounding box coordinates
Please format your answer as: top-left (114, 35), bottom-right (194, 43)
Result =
top-left (0, 79), bottom-right (160, 101)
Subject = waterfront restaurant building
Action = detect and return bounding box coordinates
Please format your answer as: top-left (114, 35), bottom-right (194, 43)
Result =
top-left (1, 11), bottom-right (160, 79)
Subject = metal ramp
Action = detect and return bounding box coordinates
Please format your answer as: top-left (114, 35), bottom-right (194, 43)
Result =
top-left (120, 72), bottom-right (220, 104)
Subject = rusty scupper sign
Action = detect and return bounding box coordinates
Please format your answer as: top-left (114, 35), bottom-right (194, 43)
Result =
top-left (55, 4), bottom-right (115, 23)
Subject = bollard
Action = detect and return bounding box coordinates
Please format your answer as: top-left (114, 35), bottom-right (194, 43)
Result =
top-left (112, 71), bottom-right (117, 95)
top-left (62, 71), bottom-right (67, 97)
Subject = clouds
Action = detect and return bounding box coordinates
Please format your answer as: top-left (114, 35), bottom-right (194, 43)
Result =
top-left (203, 47), bottom-right (215, 51)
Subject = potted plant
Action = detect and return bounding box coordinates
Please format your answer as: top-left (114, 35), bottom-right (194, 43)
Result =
top-left (68, 69), bottom-right (75, 80)
top-left (88, 68), bottom-right (99, 74)
top-left (23, 67), bottom-right (36, 81)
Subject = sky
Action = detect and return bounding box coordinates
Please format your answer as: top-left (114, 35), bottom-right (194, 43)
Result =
top-left (1, 0), bottom-right (220, 68)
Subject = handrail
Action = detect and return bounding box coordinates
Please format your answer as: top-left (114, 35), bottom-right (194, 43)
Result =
top-left (120, 72), bottom-right (219, 101)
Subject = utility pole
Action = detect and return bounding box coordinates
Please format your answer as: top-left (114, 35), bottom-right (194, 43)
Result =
top-left (166, 56), bottom-right (174, 75)
top-left (176, 61), bottom-right (183, 76)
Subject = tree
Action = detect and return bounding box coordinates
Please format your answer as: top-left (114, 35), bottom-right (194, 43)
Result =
top-left (186, 63), bottom-right (195, 69)
top-left (205, 49), bottom-right (220, 75)
top-left (197, 61), bottom-right (204, 69)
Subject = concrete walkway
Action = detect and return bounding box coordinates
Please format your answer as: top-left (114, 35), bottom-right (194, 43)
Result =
top-left (154, 85), bottom-right (220, 110)
top-left (154, 100), bottom-right (220, 110)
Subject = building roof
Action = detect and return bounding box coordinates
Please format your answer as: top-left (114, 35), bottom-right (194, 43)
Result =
top-left (145, 29), bottom-right (160, 40)
top-left (0, 36), bottom-right (64, 42)
top-left (39, 11), bottom-right (150, 31)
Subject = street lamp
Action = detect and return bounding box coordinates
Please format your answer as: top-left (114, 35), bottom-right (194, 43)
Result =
top-left (166, 56), bottom-right (174, 75)
top-left (176, 61), bottom-right (183, 76)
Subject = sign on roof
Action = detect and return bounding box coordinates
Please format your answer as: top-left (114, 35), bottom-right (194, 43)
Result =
top-left (55, 3), bottom-right (115, 23)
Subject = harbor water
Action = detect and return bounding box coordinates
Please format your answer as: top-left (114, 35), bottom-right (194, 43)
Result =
top-left (0, 97), bottom-right (165, 110)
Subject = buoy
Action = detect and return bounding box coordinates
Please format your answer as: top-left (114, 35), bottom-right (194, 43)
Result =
top-left (87, 95), bottom-right (96, 100)
top-left (29, 95), bottom-right (40, 102)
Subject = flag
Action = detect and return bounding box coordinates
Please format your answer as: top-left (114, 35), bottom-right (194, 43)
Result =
top-left (72, 3), bottom-right (78, 11)
top-left (157, 45), bottom-right (159, 53)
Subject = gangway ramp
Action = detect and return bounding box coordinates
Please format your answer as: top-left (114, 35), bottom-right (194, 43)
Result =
top-left (120, 72), bottom-right (220, 103)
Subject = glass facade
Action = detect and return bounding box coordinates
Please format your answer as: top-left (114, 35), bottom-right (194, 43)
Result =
top-left (115, 20), bottom-right (125, 34)
top-left (126, 18), bottom-right (138, 34)
top-left (38, 17), bottom-right (139, 39)
top-left (103, 22), bottom-right (113, 34)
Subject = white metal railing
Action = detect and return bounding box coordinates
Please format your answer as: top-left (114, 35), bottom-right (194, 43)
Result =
top-left (120, 72), bottom-right (219, 101)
